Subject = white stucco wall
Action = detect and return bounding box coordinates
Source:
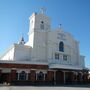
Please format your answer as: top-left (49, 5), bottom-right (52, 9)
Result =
top-left (26, 12), bottom-right (85, 68)
top-left (0, 12), bottom-right (85, 69)
top-left (0, 44), bottom-right (31, 61)
top-left (79, 55), bottom-right (85, 67)
top-left (0, 45), bottom-right (15, 60)
top-left (47, 28), bottom-right (82, 67)
top-left (14, 44), bottom-right (31, 61)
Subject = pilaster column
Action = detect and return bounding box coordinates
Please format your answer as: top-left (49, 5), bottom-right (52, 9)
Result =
top-left (30, 70), bottom-right (36, 82)
top-left (63, 71), bottom-right (66, 84)
top-left (11, 69), bottom-right (16, 81)
top-left (0, 69), bottom-right (2, 77)
top-left (28, 70), bottom-right (31, 81)
top-left (0, 69), bottom-right (2, 83)
top-left (54, 70), bottom-right (56, 85)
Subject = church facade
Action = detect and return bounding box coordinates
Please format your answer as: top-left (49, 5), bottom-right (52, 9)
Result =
top-left (0, 11), bottom-right (89, 85)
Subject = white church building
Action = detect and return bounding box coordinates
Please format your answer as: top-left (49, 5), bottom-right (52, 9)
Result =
top-left (0, 10), bottom-right (89, 85)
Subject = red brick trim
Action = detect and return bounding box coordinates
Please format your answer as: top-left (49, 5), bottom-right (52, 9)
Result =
top-left (30, 70), bottom-right (36, 82)
top-left (0, 63), bottom-right (48, 69)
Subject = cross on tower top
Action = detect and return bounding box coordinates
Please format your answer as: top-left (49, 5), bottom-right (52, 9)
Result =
top-left (40, 7), bottom-right (46, 14)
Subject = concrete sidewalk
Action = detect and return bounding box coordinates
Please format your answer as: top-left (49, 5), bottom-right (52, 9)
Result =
top-left (0, 85), bottom-right (90, 90)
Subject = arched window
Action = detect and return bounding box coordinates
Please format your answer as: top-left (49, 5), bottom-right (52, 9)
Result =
top-left (40, 21), bottom-right (44, 30)
top-left (59, 41), bottom-right (64, 52)
top-left (37, 71), bottom-right (44, 80)
top-left (19, 71), bottom-right (26, 80)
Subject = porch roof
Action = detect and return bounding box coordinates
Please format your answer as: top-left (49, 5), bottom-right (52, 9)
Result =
top-left (49, 63), bottom-right (84, 70)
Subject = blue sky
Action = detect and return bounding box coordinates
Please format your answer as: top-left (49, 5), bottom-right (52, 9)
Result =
top-left (0, 0), bottom-right (90, 68)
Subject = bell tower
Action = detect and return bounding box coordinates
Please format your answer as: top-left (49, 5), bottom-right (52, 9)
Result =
top-left (26, 9), bottom-right (51, 61)
top-left (27, 9), bottom-right (51, 47)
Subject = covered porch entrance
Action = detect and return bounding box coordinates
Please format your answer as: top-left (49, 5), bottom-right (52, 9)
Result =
top-left (55, 70), bottom-right (74, 85)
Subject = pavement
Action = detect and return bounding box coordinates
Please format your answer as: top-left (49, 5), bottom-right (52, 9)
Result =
top-left (0, 85), bottom-right (90, 90)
